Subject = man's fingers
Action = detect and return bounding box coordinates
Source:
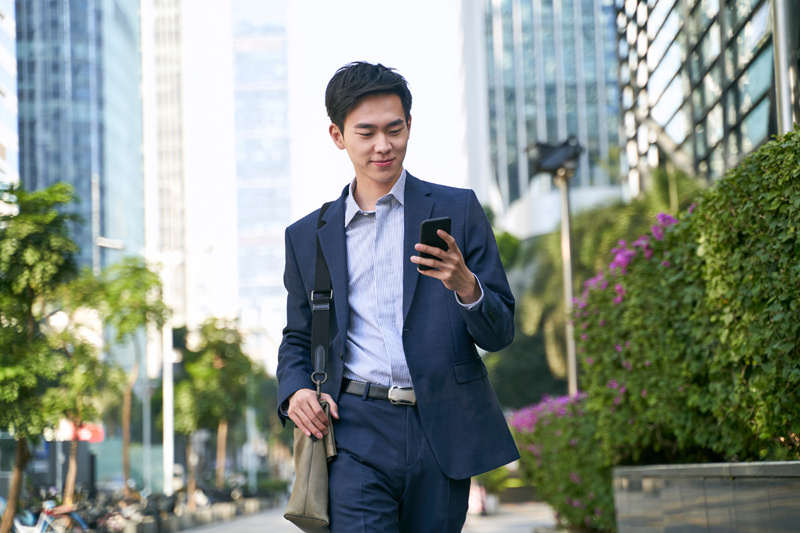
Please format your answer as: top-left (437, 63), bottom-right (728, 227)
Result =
top-left (437, 230), bottom-right (457, 248)
top-left (411, 255), bottom-right (446, 269)
top-left (414, 243), bottom-right (447, 259)
top-left (290, 409), bottom-right (316, 438)
top-left (320, 393), bottom-right (339, 419)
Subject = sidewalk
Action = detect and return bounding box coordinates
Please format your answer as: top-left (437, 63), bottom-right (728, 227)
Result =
top-left (184, 502), bottom-right (555, 533)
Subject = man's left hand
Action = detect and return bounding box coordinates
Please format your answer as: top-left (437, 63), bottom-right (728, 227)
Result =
top-left (412, 230), bottom-right (480, 305)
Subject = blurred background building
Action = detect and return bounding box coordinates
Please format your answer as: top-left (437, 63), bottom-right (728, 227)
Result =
top-left (231, 0), bottom-right (290, 374)
top-left (16, 0), bottom-right (144, 271)
top-left (0, 0), bottom-right (17, 188)
top-left (619, 0), bottom-right (800, 193)
top-left (481, 0), bottom-right (625, 239)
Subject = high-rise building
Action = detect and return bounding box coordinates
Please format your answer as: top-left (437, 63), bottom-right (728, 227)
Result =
top-left (0, 0), bottom-right (17, 187)
top-left (482, 0), bottom-right (624, 238)
top-left (16, 0), bottom-right (144, 270)
top-left (142, 0), bottom-right (239, 332)
top-left (231, 0), bottom-right (290, 373)
top-left (619, 0), bottom-right (800, 191)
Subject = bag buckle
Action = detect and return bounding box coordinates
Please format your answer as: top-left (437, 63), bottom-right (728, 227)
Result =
top-left (310, 290), bottom-right (333, 311)
top-left (388, 386), bottom-right (416, 406)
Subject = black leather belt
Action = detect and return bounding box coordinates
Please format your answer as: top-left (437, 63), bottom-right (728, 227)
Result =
top-left (342, 378), bottom-right (417, 406)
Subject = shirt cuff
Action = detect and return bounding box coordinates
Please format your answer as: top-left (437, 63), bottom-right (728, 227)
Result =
top-left (454, 275), bottom-right (484, 310)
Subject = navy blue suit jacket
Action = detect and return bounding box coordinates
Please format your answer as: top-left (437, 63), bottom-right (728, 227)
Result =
top-left (276, 174), bottom-right (520, 479)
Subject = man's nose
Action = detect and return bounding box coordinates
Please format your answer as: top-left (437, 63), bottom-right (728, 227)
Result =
top-left (374, 134), bottom-right (391, 153)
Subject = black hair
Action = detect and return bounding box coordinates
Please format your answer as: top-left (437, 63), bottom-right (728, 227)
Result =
top-left (325, 62), bottom-right (412, 133)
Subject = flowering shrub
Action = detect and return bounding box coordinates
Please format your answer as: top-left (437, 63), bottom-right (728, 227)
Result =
top-left (512, 130), bottom-right (800, 532)
top-left (574, 128), bottom-right (800, 463)
top-left (511, 395), bottom-right (616, 531)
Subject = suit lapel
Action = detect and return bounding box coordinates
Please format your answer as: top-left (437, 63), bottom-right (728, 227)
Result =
top-left (403, 174), bottom-right (434, 322)
top-left (317, 190), bottom-right (350, 338)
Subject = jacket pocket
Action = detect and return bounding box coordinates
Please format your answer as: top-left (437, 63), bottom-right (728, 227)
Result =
top-left (453, 358), bottom-right (488, 384)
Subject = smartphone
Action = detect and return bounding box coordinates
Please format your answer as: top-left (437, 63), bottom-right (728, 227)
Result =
top-left (418, 217), bottom-right (452, 271)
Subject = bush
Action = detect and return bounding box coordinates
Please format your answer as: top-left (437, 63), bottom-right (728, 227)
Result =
top-left (511, 395), bottom-right (615, 531)
top-left (513, 128), bottom-right (800, 532)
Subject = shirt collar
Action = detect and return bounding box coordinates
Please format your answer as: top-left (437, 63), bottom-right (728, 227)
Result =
top-left (344, 169), bottom-right (407, 227)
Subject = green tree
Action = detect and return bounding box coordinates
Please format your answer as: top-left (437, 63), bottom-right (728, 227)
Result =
top-left (0, 184), bottom-right (79, 533)
top-left (174, 379), bottom-right (200, 511)
top-left (100, 257), bottom-right (168, 497)
top-left (185, 319), bottom-right (253, 488)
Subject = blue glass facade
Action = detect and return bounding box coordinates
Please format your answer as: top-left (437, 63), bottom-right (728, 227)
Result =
top-left (621, 0), bottom-right (781, 184)
top-left (231, 0), bottom-right (291, 357)
top-left (486, 0), bottom-right (621, 208)
top-left (16, 0), bottom-right (144, 269)
top-left (0, 0), bottom-right (17, 183)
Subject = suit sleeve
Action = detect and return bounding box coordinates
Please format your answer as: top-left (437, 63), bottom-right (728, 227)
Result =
top-left (275, 227), bottom-right (315, 425)
top-left (459, 190), bottom-right (515, 352)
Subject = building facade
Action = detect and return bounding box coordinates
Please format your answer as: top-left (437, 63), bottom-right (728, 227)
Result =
top-left (0, 0), bottom-right (16, 186)
top-left (619, 0), bottom-right (800, 191)
top-left (16, 0), bottom-right (144, 270)
top-left (484, 0), bottom-right (625, 238)
top-left (231, 0), bottom-right (290, 373)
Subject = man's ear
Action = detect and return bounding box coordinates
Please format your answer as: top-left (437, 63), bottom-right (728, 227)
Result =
top-left (329, 124), bottom-right (346, 150)
top-left (407, 114), bottom-right (412, 134)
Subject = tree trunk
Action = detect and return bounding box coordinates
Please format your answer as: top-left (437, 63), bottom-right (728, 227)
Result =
top-left (186, 439), bottom-right (196, 512)
top-left (122, 349), bottom-right (140, 498)
top-left (63, 429), bottom-right (80, 506)
top-left (215, 419), bottom-right (228, 488)
top-left (1, 438), bottom-right (31, 533)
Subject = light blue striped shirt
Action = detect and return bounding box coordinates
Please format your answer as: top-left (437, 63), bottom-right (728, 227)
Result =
top-left (343, 170), bottom-right (483, 387)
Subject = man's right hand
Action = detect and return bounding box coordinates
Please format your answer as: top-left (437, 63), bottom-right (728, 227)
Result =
top-left (287, 389), bottom-right (340, 439)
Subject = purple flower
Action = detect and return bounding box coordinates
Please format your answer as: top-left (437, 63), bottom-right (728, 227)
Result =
top-left (607, 379), bottom-right (618, 389)
top-left (619, 386), bottom-right (627, 394)
top-left (613, 296), bottom-right (623, 305)
top-left (614, 396), bottom-right (621, 405)
top-left (644, 248), bottom-right (653, 259)
top-left (609, 241), bottom-right (636, 273)
top-left (586, 357), bottom-right (595, 365)
top-left (652, 224), bottom-right (664, 241)
top-left (689, 203), bottom-right (697, 214)
top-left (615, 344), bottom-right (623, 352)
top-left (581, 322), bottom-right (588, 329)
top-left (565, 497), bottom-right (571, 505)
top-left (599, 319), bottom-right (605, 326)
top-left (625, 341), bottom-right (630, 347)
top-left (581, 333), bottom-right (588, 340)
top-left (622, 360), bottom-right (632, 370)
top-left (570, 439), bottom-right (578, 446)
top-left (661, 260), bottom-right (671, 267)
top-left (570, 472), bottom-right (581, 484)
top-left (585, 517), bottom-right (592, 526)
top-left (615, 283), bottom-right (626, 295)
top-left (572, 499), bottom-right (581, 508)
top-left (632, 235), bottom-right (650, 248)
top-left (657, 212), bottom-right (679, 226)
top-left (595, 508), bottom-right (602, 516)
top-left (645, 361), bottom-right (651, 367)
top-left (601, 280), bottom-right (609, 289)
top-left (641, 389), bottom-right (648, 398)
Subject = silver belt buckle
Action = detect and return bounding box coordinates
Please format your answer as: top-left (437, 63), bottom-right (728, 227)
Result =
top-left (388, 386), bottom-right (416, 406)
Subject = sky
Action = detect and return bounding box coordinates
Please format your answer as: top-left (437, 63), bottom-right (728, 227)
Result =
top-left (285, 0), bottom-right (474, 221)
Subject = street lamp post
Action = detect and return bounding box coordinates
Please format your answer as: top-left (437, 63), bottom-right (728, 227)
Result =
top-left (527, 137), bottom-right (584, 398)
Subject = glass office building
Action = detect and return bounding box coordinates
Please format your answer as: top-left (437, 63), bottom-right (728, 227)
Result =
top-left (16, 0), bottom-right (144, 270)
top-left (0, 0), bottom-right (17, 186)
top-left (618, 0), bottom-right (799, 189)
top-left (231, 0), bottom-right (291, 372)
top-left (485, 0), bottom-right (622, 211)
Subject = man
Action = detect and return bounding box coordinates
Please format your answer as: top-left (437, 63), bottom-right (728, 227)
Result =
top-left (277, 62), bottom-right (518, 532)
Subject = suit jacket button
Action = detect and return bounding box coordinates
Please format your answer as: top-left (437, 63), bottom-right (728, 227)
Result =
top-left (339, 352), bottom-right (343, 360)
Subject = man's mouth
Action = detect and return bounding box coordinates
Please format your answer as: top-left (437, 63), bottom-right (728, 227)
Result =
top-left (372, 159), bottom-right (394, 167)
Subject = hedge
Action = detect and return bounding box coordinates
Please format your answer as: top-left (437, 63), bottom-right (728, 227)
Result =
top-left (512, 128), bottom-right (800, 531)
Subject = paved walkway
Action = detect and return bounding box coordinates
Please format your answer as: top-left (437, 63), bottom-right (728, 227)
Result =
top-left (185, 502), bottom-right (555, 532)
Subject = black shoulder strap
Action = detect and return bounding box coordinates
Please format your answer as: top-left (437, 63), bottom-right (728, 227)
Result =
top-left (311, 201), bottom-right (334, 396)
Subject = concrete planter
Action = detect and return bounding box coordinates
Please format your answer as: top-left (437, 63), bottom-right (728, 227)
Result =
top-left (613, 462), bottom-right (800, 532)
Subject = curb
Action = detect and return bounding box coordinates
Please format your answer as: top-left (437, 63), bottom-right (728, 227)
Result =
top-left (107, 497), bottom-right (279, 533)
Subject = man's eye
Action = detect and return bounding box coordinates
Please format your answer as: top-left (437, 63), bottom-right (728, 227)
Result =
top-left (359, 133), bottom-right (373, 138)
top-left (390, 130), bottom-right (401, 135)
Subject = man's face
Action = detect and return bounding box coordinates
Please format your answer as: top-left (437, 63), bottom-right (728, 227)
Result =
top-left (329, 93), bottom-right (411, 188)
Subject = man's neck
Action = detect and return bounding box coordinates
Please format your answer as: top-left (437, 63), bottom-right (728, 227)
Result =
top-left (352, 170), bottom-right (403, 211)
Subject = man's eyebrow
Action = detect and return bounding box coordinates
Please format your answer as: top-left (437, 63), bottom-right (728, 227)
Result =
top-left (353, 119), bottom-right (406, 129)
